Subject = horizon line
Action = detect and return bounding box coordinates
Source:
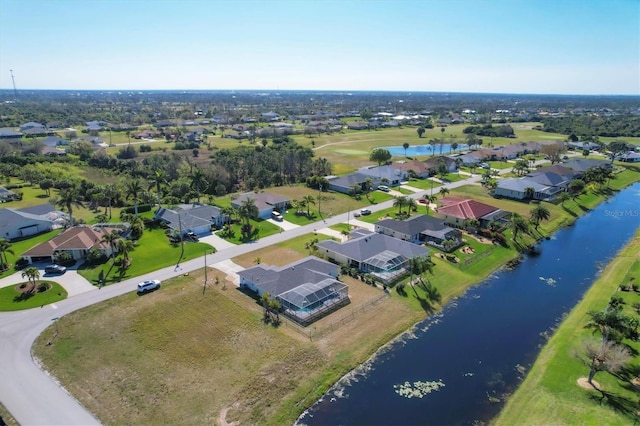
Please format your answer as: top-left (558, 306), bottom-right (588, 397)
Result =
top-left (0, 88), bottom-right (638, 97)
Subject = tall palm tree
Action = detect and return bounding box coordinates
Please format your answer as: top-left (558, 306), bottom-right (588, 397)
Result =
top-left (102, 184), bottom-right (120, 219)
top-left (529, 204), bottom-right (551, 230)
top-left (423, 194), bottom-right (438, 215)
top-left (524, 186), bottom-right (535, 200)
top-left (393, 195), bottom-right (409, 215)
top-left (302, 194), bottom-right (315, 217)
top-left (21, 266), bottom-right (40, 291)
top-left (402, 142), bottom-right (410, 157)
top-left (101, 231), bottom-right (121, 260)
top-left (52, 187), bottom-right (85, 227)
top-left (190, 166), bottom-right (208, 204)
top-left (118, 239), bottom-right (135, 264)
top-left (150, 169), bottom-right (167, 209)
top-left (439, 187), bottom-right (450, 198)
top-left (0, 238), bottom-right (14, 270)
top-left (239, 197), bottom-right (258, 226)
top-left (124, 178), bottom-right (143, 217)
top-left (406, 198), bottom-right (417, 217)
top-left (509, 212), bottom-right (529, 242)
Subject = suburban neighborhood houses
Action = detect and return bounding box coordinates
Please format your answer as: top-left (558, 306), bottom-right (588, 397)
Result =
top-left (0, 90), bottom-right (639, 426)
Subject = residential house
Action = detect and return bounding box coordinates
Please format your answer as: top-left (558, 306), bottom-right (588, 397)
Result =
top-left (437, 197), bottom-right (509, 228)
top-left (568, 141), bottom-right (599, 151)
top-left (391, 160), bottom-right (432, 179)
top-left (494, 178), bottom-right (558, 201)
top-left (456, 152), bottom-right (482, 166)
top-left (423, 156), bottom-right (458, 174)
top-left (526, 165), bottom-right (577, 191)
top-left (357, 165), bottom-right (408, 186)
top-left (326, 172), bottom-right (373, 195)
top-left (316, 229), bottom-right (429, 284)
top-left (231, 192), bottom-right (290, 219)
top-left (0, 128), bottom-right (23, 139)
top-left (561, 158), bottom-right (612, 173)
top-left (0, 208), bottom-right (54, 240)
top-left (19, 122), bottom-right (45, 131)
top-left (238, 256), bottom-right (348, 326)
top-left (347, 121), bottom-right (370, 130)
top-left (0, 187), bottom-right (19, 203)
top-left (21, 225), bottom-right (121, 264)
top-left (155, 204), bottom-right (225, 236)
top-left (375, 214), bottom-right (462, 250)
top-left (39, 136), bottom-right (66, 147)
top-left (618, 151), bottom-right (640, 163)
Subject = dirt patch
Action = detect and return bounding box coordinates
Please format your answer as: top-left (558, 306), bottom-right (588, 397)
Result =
top-left (218, 402), bottom-right (240, 426)
top-left (577, 377), bottom-right (600, 390)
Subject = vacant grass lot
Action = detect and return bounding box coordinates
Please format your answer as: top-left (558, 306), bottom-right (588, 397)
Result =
top-left (34, 266), bottom-right (419, 425)
top-left (494, 231), bottom-right (640, 425)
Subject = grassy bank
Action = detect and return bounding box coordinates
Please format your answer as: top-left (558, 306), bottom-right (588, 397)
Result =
top-left (494, 230), bottom-right (640, 425)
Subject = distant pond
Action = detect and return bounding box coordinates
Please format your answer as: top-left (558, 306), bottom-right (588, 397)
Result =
top-left (383, 144), bottom-right (469, 156)
top-left (298, 183), bottom-right (640, 425)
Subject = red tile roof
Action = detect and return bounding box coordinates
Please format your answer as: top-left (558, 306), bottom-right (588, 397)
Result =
top-left (22, 226), bottom-right (116, 257)
top-left (437, 197), bottom-right (498, 220)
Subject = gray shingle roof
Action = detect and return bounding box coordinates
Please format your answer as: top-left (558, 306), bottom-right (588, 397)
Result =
top-left (376, 214), bottom-right (451, 236)
top-left (317, 229), bottom-right (428, 262)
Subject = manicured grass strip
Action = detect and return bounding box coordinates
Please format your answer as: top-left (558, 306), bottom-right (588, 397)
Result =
top-left (0, 281), bottom-right (67, 311)
top-left (494, 231), bottom-right (640, 426)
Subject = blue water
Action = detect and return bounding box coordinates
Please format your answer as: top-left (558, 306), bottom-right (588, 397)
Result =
top-left (299, 183), bottom-right (640, 425)
top-left (383, 144), bottom-right (470, 156)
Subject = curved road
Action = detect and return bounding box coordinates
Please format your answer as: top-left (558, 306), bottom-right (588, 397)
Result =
top-left (0, 171), bottom-right (498, 424)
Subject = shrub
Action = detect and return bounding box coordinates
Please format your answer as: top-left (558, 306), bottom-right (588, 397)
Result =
top-left (14, 258), bottom-right (29, 270)
top-left (54, 251), bottom-right (75, 266)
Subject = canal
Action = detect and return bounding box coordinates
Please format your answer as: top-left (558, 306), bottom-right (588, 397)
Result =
top-left (299, 183), bottom-right (640, 425)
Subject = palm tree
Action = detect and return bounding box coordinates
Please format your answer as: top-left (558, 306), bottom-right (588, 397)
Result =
top-left (124, 178), bottom-right (143, 218)
top-left (529, 205), bottom-right (551, 230)
top-left (118, 239), bottom-right (136, 265)
top-left (0, 238), bottom-right (14, 271)
top-left (101, 231), bottom-right (121, 260)
top-left (102, 184), bottom-right (120, 219)
top-left (585, 307), bottom-right (637, 345)
top-left (52, 187), bottom-right (85, 226)
top-left (150, 169), bottom-right (167, 209)
top-left (21, 266), bottom-right (40, 292)
top-left (524, 186), bottom-right (535, 200)
top-left (393, 195), bottom-right (408, 215)
top-left (439, 187), bottom-right (450, 198)
top-left (423, 194), bottom-right (438, 215)
top-left (406, 198), bottom-right (417, 217)
top-left (557, 191), bottom-right (571, 207)
top-left (509, 212), bottom-right (529, 242)
top-left (190, 166), bottom-right (208, 204)
top-left (239, 197), bottom-right (259, 226)
top-left (302, 194), bottom-right (315, 217)
top-left (402, 142), bottom-right (410, 157)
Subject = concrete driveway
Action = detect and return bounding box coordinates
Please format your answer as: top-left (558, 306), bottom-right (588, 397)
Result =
top-left (0, 265), bottom-right (96, 298)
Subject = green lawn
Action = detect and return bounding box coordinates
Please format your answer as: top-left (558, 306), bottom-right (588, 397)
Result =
top-left (495, 231), bottom-right (640, 425)
top-left (399, 178), bottom-right (441, 191)
top-left (0, 229), bottom-right (64, 279)
top-left (216, 219), bottom-right (282, 245)
top-left (77, 227), bottom-right (214, 285)
top-left (0, 281), bottom-right (67, 311)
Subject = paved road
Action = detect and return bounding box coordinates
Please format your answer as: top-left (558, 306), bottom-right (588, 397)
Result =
top-left (0, 167), bottom-right (508, 425)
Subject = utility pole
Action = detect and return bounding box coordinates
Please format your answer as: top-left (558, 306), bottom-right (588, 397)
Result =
top-left (9, 70), bottom-right (17, 100)
top-left (202, 249), bottom-right (208, 294)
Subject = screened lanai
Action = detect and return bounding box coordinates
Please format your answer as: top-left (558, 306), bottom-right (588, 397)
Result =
top-left (278, 279), bottom-right (349, 325)
top-left (363, 250), bottom-right (408, 283)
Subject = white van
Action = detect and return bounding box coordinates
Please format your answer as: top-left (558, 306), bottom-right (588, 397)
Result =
top-left (271, 211), bottom-right (283, 221)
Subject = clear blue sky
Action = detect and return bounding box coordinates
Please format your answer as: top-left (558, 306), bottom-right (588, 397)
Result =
top-left (0, 0), bottom-right (638, 94)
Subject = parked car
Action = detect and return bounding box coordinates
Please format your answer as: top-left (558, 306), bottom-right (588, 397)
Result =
top-left (137, 279), bottom-right (161, 294)
top-left (271, 211), bottom-right (283, 221)
top-left (360, 208), bottom-right (372, 216)
top-left (562, 155), bottom-right (569, 160)
top-left (480, 162), bottom-right (491, 169)
top-left (378, 185), bottom-right (390, 192)
top-left (185, 231), bottom-right (199, 241)
top-left (44, 264), bottom-right (66, 275)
